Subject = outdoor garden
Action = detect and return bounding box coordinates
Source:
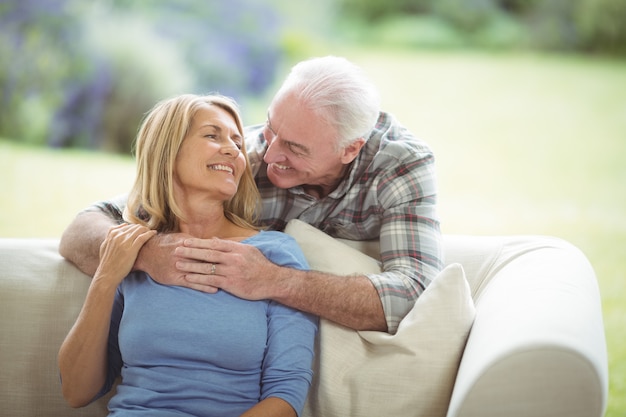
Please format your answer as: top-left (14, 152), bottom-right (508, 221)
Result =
top-left (2, 1), bottom-right (625, 415)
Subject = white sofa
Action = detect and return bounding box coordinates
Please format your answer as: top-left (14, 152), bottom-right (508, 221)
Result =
top-left (0, 219), bottom-right (608, 417)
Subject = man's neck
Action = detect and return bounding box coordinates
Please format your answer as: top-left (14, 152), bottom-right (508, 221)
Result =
top-left (302, 164), bottom-right (350, 199)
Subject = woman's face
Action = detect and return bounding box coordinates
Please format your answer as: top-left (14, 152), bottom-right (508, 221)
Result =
top-left (174, 104), bottom-right (246, 202)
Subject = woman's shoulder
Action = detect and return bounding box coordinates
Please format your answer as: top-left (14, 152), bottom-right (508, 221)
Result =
top-left (246, 230), bottom-right (308, 268)
top-left (245, 230), bottom-right (294, 245)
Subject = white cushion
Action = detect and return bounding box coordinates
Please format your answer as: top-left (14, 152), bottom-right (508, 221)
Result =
top-left (284, 220), bottom-right (476, 417)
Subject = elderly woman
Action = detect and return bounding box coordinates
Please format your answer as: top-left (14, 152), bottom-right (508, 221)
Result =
top-left (58, 94), bottom-right (317, 417)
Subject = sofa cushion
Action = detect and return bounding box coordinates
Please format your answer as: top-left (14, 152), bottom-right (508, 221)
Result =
top-left (284, 220), bottom-right (476, 417)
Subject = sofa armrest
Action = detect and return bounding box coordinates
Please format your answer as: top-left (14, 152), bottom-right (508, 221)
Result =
top-left (445, 236), bottom-right (608, 417)
top-left (0, 238), bottom-right (112, 417)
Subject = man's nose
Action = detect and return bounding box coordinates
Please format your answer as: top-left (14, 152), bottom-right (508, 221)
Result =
top-left (263, 139), bottom-right (285, 164)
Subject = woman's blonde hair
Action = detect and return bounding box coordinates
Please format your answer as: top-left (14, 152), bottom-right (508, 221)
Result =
top-left (124, 93), bottom-right (261, 232)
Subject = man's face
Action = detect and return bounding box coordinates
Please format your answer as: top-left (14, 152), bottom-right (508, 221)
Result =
top-left (262, 91), bottom-right (353, 198)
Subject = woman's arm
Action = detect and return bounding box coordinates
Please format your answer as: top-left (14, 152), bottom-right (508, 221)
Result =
top-left (58, 224), bottom-right (155, 407)
top-left (239, 397), bottom-right (297, 417)
top-left (58, 276), bottom-right (118, 407)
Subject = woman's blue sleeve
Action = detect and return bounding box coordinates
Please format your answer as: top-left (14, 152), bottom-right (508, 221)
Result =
top-left (260, 234), bottom-right (318, 416)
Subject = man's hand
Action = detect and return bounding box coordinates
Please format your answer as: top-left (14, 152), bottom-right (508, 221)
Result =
top-left (173, 237), bottom-right (387, 332)
top-left (134, 232), bottom-right (200, 287)
top-left (174, 238), bottom-right (279, 299)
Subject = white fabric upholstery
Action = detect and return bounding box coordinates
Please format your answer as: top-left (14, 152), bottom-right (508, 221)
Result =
top-left (0, 225), bottom-right (608, 417)
top-left (284, 220), bottom-right (475, 417)
top-left (0, 239), bottom-right (113, 416)
top-left (444, 235), bottom-right (608, 417)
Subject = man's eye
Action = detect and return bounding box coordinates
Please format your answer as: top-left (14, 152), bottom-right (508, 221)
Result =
top-left (263, 128), bottom-right (274, 143)
top-left (288, 143), bottom-right (305, 157)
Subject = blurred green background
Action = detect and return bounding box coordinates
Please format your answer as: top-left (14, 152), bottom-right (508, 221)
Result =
top-left (1, 1), bottom-right (625, 416)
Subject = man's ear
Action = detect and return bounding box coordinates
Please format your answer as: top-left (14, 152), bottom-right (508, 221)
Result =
top-left (340, 137), bottom-right (366, 164)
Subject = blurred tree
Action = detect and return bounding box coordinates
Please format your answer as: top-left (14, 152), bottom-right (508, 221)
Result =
top-left (433, 0), bottom-right (498, 33)
top-left (339, 0), bottom-right (431, 22)
top-left (577, 0), bottom-right (626, 54)
top-left (336, 0), bottom-right (626, 54)
top-left (109, 0), bottom-right (282, 97)
top-left (47, 59), bottom-right (113, 149)
top-left (0, 0), bottom-right (286, 153)
top-left (3, 0), bottom-right (623, 153)
top-left (0, 0), bottom-right (85, 143)
top-left (522, 0), bottom-right (583, 51)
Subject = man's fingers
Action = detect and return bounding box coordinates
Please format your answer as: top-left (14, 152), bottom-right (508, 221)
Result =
top-left (175, 246), bottom-right (224, 264)
top-left (182, 279), bottom-right (220, 294)
top-left (183, 273), bottom-right (222, 293)
top-left (176, 260), bottom-right (221, 275)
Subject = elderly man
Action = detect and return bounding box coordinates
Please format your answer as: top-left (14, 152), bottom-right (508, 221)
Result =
top-left (59, 56), bottom-right (443, 334)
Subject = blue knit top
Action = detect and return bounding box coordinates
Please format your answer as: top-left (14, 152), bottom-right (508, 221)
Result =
top-left (96, 231), bottom-right (317, 416)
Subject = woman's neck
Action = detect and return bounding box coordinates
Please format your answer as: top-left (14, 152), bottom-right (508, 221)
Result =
top-left (176, 194), bottom-right (255, 240)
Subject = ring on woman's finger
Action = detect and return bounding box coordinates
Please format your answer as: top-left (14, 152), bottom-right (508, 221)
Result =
top-left (210, 263), bottom-right (216, 275)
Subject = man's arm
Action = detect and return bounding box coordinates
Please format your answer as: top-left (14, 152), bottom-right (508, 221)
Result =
top-left (59, 196), bottom-right (129, 276)
top-left (60, 208), bottom-right (194, 286)
top-left (274, 268), bottom-right (387, 332)
top-left (175, 238), bottom-right (388, 331)
top-left (59, 211), bottom-right (116, 276)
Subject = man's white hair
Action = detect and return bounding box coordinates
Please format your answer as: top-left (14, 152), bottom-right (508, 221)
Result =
top-left (276, 56), bottom-right (381, 147)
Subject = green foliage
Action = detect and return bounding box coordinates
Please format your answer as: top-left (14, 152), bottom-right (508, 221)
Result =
top-left (338, 0), bottom-right (626, 55)
top-left (339, 0), bottom-right (431, 22)
top-left (359, 13), bottom-right (528, 50)
top-left (0, 0), bottom-right (82, 144)
top-left (78, 7), bottom-right (194, 153)
top-left (471, 12), bottom-right (529, 49)
top-left (432, 0), bottom-right (497, 33)
top-left (16, 95), bottom-right (52, 146)
top-left (577, 0), bottom-right (626, 54)
top-left (522, 0), bottom-right (583, 51)
top-left (350, 16), bottom-right (465, 49)
top-left (2, 0), bottom-right (625, 156)
top-left (0, 0), bottom-right (287, 153)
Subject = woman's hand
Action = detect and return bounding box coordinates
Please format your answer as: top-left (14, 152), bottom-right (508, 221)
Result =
top-left (94, 223), bottom-right (156, 284)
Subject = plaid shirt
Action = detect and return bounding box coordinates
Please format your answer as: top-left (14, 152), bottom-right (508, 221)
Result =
top-left (246, 111), bottom-right (443, 333)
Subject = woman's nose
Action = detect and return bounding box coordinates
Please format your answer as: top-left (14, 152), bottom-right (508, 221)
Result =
top-left (221, 141), bottom-right (240, 157)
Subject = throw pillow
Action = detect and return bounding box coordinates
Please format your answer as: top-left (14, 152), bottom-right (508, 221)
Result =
top-left (284, 219), bottom-right (476, 417)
